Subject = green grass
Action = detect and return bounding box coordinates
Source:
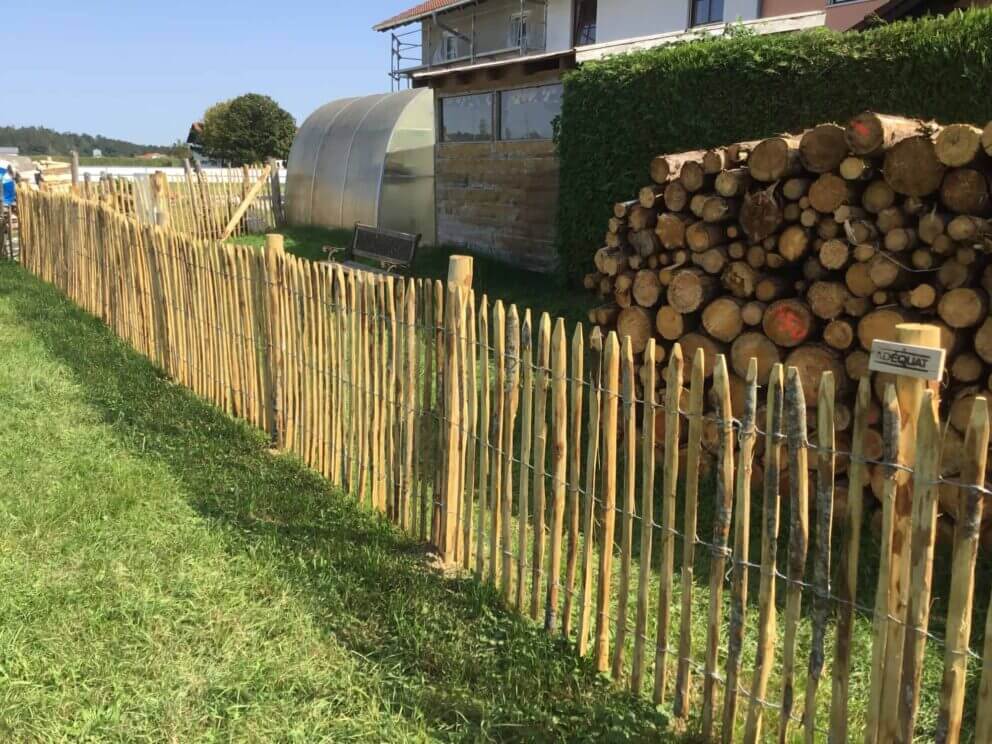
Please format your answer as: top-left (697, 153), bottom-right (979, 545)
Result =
top-left (0, 261), bottom-right (671, 742)
top-left (232, 226), bottom-right (591, 326)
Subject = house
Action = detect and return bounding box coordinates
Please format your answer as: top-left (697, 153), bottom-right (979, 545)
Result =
top-left (374, 1), bottom-right (895, 270)
top-left (853, 0), bottom-right (992, 26)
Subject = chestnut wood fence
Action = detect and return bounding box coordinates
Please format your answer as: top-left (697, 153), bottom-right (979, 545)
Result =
top-left (13, 186), bottom-right (992, 743)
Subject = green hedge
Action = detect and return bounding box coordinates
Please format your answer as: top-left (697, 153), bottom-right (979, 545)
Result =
top-left (557, 9), bottom-right (992, 275)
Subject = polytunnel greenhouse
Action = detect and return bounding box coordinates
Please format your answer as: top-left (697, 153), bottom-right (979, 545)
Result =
top-left (285, 88), bottom-right (436, 241)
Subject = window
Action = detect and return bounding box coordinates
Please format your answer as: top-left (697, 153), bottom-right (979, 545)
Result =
top-left (500, 84), bottom-right (562, 141)
top-left (690, 0), bottom-right (723, 26)
top-left (440, 93), bottom-right (493, 142)
top-left (442, 32), bottom-right (459, 61)
top-left (510, 12), bottom-right (530, 50)
top-left (574, 0), bottom-right (597, 45)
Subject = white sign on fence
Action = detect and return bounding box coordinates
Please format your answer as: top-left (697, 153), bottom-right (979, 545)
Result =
top-left (869, 339), bottom-right (946, 381)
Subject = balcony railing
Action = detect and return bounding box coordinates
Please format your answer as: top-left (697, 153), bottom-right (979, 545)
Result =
top-left (389, 0), bottom-right (548, 90)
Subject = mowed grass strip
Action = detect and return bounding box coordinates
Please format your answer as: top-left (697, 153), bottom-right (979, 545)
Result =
top-left (0, 262), bottom-right (668, 742)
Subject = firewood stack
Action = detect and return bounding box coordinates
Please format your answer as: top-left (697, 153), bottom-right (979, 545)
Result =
top-left (584, 112), bottom-right (992, 536)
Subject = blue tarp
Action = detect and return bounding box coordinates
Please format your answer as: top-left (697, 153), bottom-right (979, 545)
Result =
top-left (1, 170), bottom-right (14, 206)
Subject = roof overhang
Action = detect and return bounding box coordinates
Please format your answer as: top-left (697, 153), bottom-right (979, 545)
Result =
top-left (575, 10), bottom-right (827, 64)
top-left (374, 0), bottom-right (478, 33)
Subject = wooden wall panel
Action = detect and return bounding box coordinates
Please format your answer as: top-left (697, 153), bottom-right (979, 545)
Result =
top-left (436, 139), bottom-right (559, 272)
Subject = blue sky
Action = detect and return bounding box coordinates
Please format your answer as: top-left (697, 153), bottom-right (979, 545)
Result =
top-left (4, 1), bottom-right (408, 145)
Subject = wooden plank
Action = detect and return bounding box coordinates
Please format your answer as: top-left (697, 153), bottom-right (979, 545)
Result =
top-left (829, 376), bottom-right (871, 743)
top-left (865, 385), bottom-right (902, 744)
top-left (576, 327), bottom-right (603, 658)
top-left (594, 331), bottom-right (620, 673)
top-left (530, 313), bottom-right (552, 620)
top-left (673, 346), bottom-right (706, 719)
top-left (631, 339), bottom-right (656, 695)
top-left (936, 397), bottom-right (990, 744)
top-left (654, 344), bottom-right (684, 705)
top-left (803, 371), bottom-right (835, 743)
top-left (742, 363), bottom-right (785, 744)
top-left (721, 358), bottom-right (758, 743)
top-left (562, 323), bottom-right (585, 638)
top-left (779, 365), bottom-right (811, 743)
top-left (500, 306), bottom-right (521, 598)
top-left (897, 388), bottom-right (943, 742)
top-left (546, 318), bottom-right (568, 633)
top-left (702, 354), bottom-right (735, 738)
top-left (612, 336), bottom-right (637, 678)
top-left (515, 310), bottom-right (534, 607)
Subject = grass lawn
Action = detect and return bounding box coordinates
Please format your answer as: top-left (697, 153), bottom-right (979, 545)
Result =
top-left (232, 227), bottom-right (591, 326)
top-left (0, 261), bottom-right (670, 742)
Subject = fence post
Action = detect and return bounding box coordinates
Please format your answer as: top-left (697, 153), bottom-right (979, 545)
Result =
top-left (440, 256), bottom-right (472, 564)
top-left (878, 323), bottom-right (942, 741)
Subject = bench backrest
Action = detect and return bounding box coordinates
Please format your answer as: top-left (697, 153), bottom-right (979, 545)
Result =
top-left (352, 223), bottom-right (420, 269)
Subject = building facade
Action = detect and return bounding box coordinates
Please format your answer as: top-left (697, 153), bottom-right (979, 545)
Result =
top-left (375, 0), bottom-right (896, 270)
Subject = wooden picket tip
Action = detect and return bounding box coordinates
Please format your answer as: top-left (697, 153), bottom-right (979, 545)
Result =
top-left (576, 326), bottom-right (603, 659)
top-left (515, 310), bottom-right (534, 607)
top-left (594, 331), bottom-right (620, 674)
top-left (562, 323), bottom-right (585, 639)
top-left (530, 313), bottom-right (552, 621)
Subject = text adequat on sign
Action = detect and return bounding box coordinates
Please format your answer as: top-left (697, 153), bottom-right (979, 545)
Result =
top-left (868, 339), bottom-right (946, 382)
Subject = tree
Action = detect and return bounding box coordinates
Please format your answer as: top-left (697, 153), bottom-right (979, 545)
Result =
top-left (200, 94), bottom-right (296, 165)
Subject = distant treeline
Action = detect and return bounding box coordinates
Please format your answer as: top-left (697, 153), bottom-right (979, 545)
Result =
top-left (0, 125), bottom-right (188, 158)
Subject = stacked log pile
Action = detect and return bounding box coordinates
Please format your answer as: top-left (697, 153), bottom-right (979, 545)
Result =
top-left (584, 112), bottom-right (992, 537)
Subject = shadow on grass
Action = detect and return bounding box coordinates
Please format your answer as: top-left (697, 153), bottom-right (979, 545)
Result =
top-left (0, 262), bottom-right (677, 743)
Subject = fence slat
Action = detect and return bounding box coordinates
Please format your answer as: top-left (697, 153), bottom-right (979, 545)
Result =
top-left (546, 319), bottom-right (568, 633)
top-left (721, 358), bottom-right (758, 744)
top-left (501, 306), bottom-right (521, 598)
top-left (576, 328), bottom-right (603, 658)
top-left (829, 376), bottom-right (871, 744)
top-left (702, 355), bottom-right (735, 738)
top-left (594, 331), bottom-right (620, 674)
top-left (488, 301), bottom-right (506, 584)
top-left (631, 339), bottom-right (656, 695)
top-left (530, 314), bottom-right (552, 620)
top-left (779, 365), bottom-right (810, 742)
top-left (936, 396), bottom-right (990, 744)
top-left (673, 346), bottom-right (705, 719)
top-left (475, 296), bottom-right (490, 577)
top-left (516, 310), bottom-right (534, 607)
top-left (563, 323), bottom-right (585, 639)
top-left (743, 363), bottom-right (784, 744)
top-left (803, 371), bottom-right (835, 743)
top-left (612, 336), bottom-right (637, 678)
top-left (866, 385), bottom-right (902, 744)
top-left (654, 343), bottom-right (684, 705)
top-left (897, 388), bottom-right (942, 742)
top-left (461, 293), bottom-right (478, 568)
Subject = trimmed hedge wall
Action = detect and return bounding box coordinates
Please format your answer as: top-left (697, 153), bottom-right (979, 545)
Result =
top-left (557, 9), bottom-right (992, 275)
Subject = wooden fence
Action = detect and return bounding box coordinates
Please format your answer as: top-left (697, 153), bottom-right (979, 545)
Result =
top-left (13, 187), bottom-right (992, 743)
top-left (52, 162), bottom-right (282, 240)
